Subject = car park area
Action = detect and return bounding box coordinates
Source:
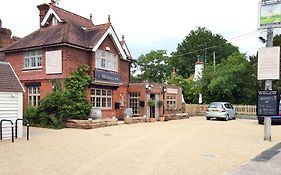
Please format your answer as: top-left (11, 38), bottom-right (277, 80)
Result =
top-left (1, 117), bottom-right (281, 175)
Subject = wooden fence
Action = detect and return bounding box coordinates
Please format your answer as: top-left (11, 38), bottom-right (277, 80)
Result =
top-left (184, 104), bottom-right (256, 115)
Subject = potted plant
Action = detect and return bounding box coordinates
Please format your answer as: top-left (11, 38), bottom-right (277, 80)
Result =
top-left (147, 99), bottom-right (156, 122)
top-left (156, 100), bottom-right (165, 122)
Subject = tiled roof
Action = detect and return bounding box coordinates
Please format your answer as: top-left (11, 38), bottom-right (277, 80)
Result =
top-left (0, 62), bottom-right (23, 92)
top-left (0, 52), bottom-right (4, 61)
top-left (52, 5), bottom-right (94, 28)
top-left (0, 3), bottom-right (129, 60)
top-left (2, 22), bottom-right (110, 52)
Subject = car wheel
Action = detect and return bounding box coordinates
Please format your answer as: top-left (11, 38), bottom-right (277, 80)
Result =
top-left (258, 120), bottom-right (263, 125)
top-left (233, 113), bottom-right (237, 120)
top-left (225, 115), bottom-right (229, 121)
top-left (206, 117), bottom-right (210, 120)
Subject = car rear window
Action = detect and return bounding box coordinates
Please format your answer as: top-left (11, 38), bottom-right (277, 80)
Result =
top-left (208, 103), bottom-right (223, 109)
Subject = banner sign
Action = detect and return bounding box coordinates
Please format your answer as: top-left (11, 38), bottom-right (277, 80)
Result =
top-left (95, 69), bottom-right (120, 84)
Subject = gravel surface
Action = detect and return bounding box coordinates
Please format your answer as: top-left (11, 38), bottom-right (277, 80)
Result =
top-left (1, 117), bottom-right (281, 175)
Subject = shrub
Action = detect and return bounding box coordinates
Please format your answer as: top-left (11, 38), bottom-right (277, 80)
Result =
top-left (23, 106), bottom-right (38, 126)
top-left (36, 65), bottom-right (91, 129)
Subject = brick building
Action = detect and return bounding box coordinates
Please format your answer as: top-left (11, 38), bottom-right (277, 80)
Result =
top-left (0, 19), bottom-right (20, 61)
top-left (0, 1), bottom-right (183, 119)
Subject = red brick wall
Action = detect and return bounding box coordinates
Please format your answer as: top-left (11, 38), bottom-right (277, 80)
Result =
top-left (4, 34), bottom-right (132, 119)
top-left (128, 84), bottom-right (147, 116)
top-left (128, 83), bottom-right (183, 116)
top-left (119, 59), bottom-right (130, 84)
top-left (5, 46), bottom-right (91, 81)
top-left (98, 35), bottom-right (118, 54)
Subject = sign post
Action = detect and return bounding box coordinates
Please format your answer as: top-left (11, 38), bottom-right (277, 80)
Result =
top-left (258, 1), bottom-right (281, 141)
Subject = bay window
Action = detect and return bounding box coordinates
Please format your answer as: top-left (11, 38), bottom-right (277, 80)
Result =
top-left (95, 49), bottom-right (118, 72)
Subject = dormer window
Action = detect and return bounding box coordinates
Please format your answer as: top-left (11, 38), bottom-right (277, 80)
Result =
top-left (52, 16), bottom-right (58, 25)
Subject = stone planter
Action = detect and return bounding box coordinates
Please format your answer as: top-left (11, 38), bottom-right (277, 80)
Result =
top-left (149, 118), bottom-right (156, 122)
top-left (159, 116), bottom-right (165, 122)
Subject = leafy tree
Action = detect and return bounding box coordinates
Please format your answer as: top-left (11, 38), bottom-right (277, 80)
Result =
top-left (168, 75), bottom-right (200, 103)
top-left (272, 34), bottom-right (281, 92)
top-left (133, 50), bottom-right (169, 83)
top-left (200, 53), bottom-right (255, 104)
top-left (169, 27), bottom-right (239, 78)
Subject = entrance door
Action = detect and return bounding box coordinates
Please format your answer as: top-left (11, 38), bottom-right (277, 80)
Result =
top-left (149, 94), bottom-right (155, 118)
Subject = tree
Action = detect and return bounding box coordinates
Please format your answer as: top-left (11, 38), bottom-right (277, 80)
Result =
top-left (132, 50), bottom-right (169, 83)
top-left (169, 27), bottom-right (239, 78)
top-left (272, 34), bottom-right (281, 92)
top-left (168, 75), bottom-right (200, 103)
top-left (200, 53), bottom-right (255, 104)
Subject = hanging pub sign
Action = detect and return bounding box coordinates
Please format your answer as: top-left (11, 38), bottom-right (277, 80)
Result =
top-left (257, 90), bottom-right (279, 116)
top-left (258, 1), bottom-right (281, 29)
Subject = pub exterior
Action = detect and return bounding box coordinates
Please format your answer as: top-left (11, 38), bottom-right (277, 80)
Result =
top-left (0, 1), bottom-right (183, 120)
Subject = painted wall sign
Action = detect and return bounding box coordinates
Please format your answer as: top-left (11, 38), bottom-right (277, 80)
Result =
top-left (167, 88), bottom-right (178, 94)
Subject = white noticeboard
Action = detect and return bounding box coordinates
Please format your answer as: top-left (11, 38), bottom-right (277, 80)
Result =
top-left (258, 47), bottom-right (280, 80)
top-left (46, 50), bottom-right (62, 74)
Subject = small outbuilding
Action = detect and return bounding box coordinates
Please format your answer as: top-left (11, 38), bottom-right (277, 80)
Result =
top-left (0, 62), bottom-right (24, 139)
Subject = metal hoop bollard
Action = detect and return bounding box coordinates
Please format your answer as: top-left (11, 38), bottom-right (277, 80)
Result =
top-left (0, 119), bottom-right (14, 143)
top-left (15, 119), bottom-right (30, 140)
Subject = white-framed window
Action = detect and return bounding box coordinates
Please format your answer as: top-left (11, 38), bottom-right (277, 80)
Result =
top-left (24, 50), bottom-right (42, 69)
top-left (167, 95), bottom-right (176, 109)
top-left (95, 49), bottom-right (118, 72)
top-left (28, 86), bottom-right (40, 106)
top-left (90, 88), bottom-right (112, 109)
top-left (129, 93), bottom-right (140, 115)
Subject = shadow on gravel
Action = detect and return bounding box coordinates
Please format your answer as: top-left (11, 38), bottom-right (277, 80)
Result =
top-left (252, 142), bottom-right (281, 162)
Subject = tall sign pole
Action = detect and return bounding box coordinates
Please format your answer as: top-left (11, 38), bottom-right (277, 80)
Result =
top-left (264, 27), bottom-right (273, 141)
top-left (258, 0), bottom-right (281, 141)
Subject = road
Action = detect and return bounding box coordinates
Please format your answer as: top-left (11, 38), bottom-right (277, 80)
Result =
top-left (0, 117), bottom-right (281, 175)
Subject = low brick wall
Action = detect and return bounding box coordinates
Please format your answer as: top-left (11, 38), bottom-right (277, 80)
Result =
top-left (124, 117), bottom-right (147, 124)
top-left (65, 118), bottom-right (118, 129)
top-left (165, 113), bottom-right (189, 121)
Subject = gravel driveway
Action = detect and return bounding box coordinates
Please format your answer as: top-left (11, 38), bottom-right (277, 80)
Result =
top-left (1, 117), bottom-right (281, 175)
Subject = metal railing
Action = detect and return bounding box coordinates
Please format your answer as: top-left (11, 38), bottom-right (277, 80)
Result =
top-left (0, 118), bottom-right (30, 143)
top-left (15, 119), bottom-right (30, 140)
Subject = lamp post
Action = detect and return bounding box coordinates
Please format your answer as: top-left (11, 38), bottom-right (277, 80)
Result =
top-left (162, 86), bottom-right (167, 116)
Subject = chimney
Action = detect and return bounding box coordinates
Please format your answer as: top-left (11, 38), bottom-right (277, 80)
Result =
top-left (0, 19), bottom-right (2, 29)
top-left (90, 14), bottom-right (92, 21)
top-left (122, 35), bottom-right (125, 42)
top-left (37, 4), bottom-right (50, 28)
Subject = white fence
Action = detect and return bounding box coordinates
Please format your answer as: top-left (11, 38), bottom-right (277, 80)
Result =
top-left (185, 104), bottom-right (256, 115)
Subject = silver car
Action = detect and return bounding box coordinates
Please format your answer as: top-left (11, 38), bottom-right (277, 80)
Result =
top-left (206, 102), bottom-right (236, 121)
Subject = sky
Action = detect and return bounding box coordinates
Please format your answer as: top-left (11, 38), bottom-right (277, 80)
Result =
top-left (0, 0), bottom-right (271, 59)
